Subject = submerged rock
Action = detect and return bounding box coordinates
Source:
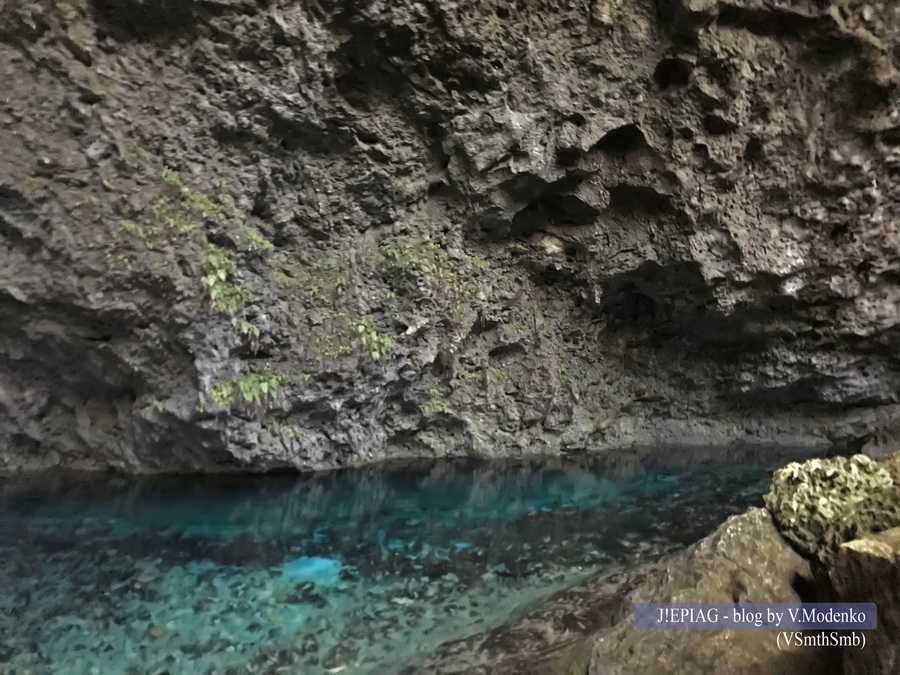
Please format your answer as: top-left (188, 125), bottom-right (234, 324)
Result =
top-left (280, 556), bottom-right (342, 584)
top-left (408, 509), bottom-right (830, 674)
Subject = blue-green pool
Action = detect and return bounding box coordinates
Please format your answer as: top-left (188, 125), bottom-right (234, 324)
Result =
top-left (0, 447), bottom-right (825, 674)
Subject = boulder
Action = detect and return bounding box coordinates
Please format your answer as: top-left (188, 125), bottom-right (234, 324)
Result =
top-left (764, 454), bottom-right (893, 560)
top-left (587, 508), bottom-right (830, 674)
top-left (765, 452), bottom-right (900, 562)
top-left (826, 528), bottom-right (900, 675)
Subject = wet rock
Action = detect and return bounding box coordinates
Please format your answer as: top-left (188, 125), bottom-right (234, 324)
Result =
top-left (408, 508), bottom-right (829, 674)
top-left (322, 644), bottom-right (358, 671)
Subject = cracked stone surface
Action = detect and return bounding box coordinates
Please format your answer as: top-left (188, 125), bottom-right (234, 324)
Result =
top-left (1, 0), bottom-right (900, 472)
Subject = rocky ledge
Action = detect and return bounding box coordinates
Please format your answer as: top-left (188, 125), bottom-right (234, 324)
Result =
top-left (410, 451), bottom-right (900, 674)
top-left (2, 0), bottom-right (900, 472)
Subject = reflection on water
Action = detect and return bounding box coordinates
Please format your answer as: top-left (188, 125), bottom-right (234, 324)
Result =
top-left (0, 446), bottom-right (828, 674)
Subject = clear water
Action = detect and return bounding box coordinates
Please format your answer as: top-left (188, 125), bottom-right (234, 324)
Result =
top-left (0, 447), bottom-right (825, 675)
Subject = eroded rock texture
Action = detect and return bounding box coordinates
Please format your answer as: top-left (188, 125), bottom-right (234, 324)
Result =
top-left (1, 0), bottom-right (900, 471)
top-left (764, 453), bottom-right (895, 559)
top-left (827, 527), bottom-right (900, 675)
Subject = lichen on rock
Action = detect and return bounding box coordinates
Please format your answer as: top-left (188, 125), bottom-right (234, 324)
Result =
top-left (764, 453), bottom-right (898, 559)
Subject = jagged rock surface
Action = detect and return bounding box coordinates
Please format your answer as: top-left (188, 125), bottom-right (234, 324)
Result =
top-left (2, 0), bottom-right (900, 471)
top-left (765, 451), bottom-right (900, 561)
top-left (826, 527), bottom-right (900, 675)
top-left (764, 453), bottom-right (894, 558)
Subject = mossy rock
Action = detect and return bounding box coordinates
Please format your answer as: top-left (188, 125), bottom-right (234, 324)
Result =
top-left (764, 454), bottom-right (895, 560)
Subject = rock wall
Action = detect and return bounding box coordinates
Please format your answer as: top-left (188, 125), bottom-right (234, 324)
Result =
top-left (1, 0), bottom-right (900, 472)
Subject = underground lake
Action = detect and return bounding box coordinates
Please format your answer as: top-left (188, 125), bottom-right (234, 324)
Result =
top-left (0, 445), bottom-right (833, 675)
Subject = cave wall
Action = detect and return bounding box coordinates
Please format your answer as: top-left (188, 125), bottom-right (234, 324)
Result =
top-left (1, 0), bottom-right (899, 472)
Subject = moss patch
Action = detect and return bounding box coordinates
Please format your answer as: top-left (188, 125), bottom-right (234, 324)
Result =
top-left (115, 168), bottom-right (230, 252)
top-left (354, 315), bottom-right (393, 360)
top-left (273, 248), bottom-right (349, 305)
top-left (375, 234), bottom-right (484, 325)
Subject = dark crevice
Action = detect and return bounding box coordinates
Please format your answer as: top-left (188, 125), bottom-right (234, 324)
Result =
top-left (598, 261), bottom-right (767, 357)
top-left (606, 184), bottom-right (671, 216)
top-left (510, 194), bottom-right (600, 237)
top-left (716, 5), bottom-right (822, 38)
top-left (743, 136), bottom-right (765, 163)
top-left (703, 114), bottom-right (739, 136)
top-left (90, 0), bottom-right (199, 43)
top-left (556, 146), bottom-right (582, 167)
top-left (488, 343), bottom-right (527, 361)
top-left (654, 58), bottom-right (692, 89)
top-left (593, 124), bottom-right (648, 157)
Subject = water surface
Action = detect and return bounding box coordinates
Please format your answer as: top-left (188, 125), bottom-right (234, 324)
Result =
top-left (0, 446), bottom-right (826, 674)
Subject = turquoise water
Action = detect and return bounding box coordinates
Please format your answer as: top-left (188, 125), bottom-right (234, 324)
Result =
top-left (0, 448), bottom-right (824, 674)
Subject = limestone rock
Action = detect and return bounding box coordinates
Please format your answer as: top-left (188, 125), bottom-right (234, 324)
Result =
top-left (764, 454), bottom-right (894, 559)
top-left (586, 508), bottom-right (830, 674)
top-left (827, 528), bottom-right (900, 675)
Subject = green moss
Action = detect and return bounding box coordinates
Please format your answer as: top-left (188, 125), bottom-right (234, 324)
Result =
top-left (115, 134), bottom-right (157, 169)
top-left (103, 249), bottom-right (133, 269)
top-left (113, 150), bottom-right (270, 257)
top-left (0, 263), bottom-right (17, 288)
top-left (117, 219), bottom-right (143, 236)
top-left (209, 364), bottom-right (286, 410)
top-left (231, 317), bottom-right (261, 347)
top-left (261, 422), bottom-right (309, 440)
top-left (314, 332), bottom-right (354, 359)
top-left (453, 367), bottom-right (479, 385)
top-left (114, 158), bottom-right (267, 258)
top-left (238, 226), bottom-right (275, 253)
top-left (375, 234), bottom-right (481, 324)
top-left (422, 400), bottom-right (454, 415)
top-left (274, 249), bottom-right (349, 304)
top-left (377, 235), bottom-right (456, 292)
top-left (419, 383), bottom-right (457, 416)
top-left (308, 308), bottom-right (394, 362)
